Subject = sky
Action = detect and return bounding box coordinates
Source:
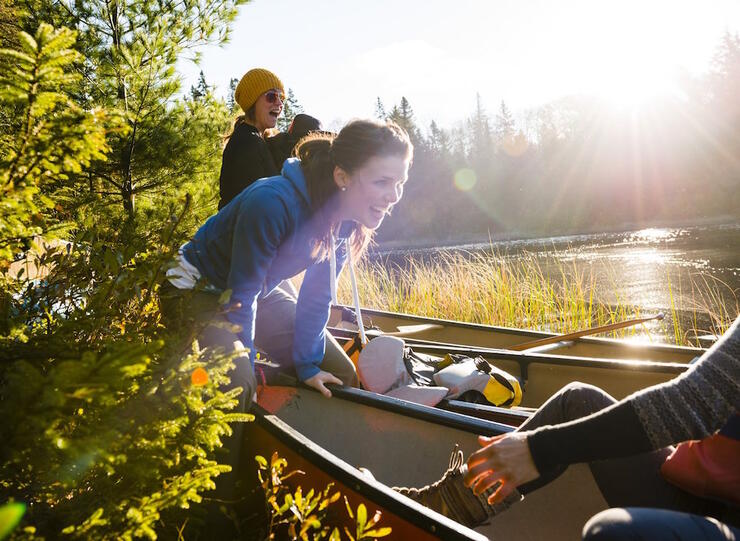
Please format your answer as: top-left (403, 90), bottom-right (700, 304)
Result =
top-left (178, 0), bottom-right (740, 131)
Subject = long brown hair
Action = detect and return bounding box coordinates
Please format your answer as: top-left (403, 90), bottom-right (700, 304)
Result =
top-left (295, 119), bottom-right (413, 261)
top-left (223, 105), bottom-right (258, 144)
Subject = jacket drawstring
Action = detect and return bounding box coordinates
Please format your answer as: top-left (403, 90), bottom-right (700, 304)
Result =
top-left (330, 231), bottom-right (367, 346)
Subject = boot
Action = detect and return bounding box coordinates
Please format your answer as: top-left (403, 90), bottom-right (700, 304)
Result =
top-left (393, 445), bottom-right (522, 528)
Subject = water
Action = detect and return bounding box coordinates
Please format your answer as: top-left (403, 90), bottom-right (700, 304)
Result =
top-left (373, 223), bottom-right (740, 343)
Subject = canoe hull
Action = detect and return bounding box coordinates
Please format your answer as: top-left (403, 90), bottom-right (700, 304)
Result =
top-left (246, 391), bottom-right (487, 540)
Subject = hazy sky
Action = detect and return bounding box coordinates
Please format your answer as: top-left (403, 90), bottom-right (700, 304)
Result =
top-left (178, 0), bottom-right (740, 130)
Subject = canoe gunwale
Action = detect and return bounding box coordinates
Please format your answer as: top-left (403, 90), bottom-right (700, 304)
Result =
top-left (333, 304), bottom-right (704, 356)
top-left (250, 402), bottom-right (489, 541)
top-left (439, 399), bottom-right (532, 426)
top-left (330, 327), bottom-right (690, 379)
top-left (328, 385), bottom-right (515, 436)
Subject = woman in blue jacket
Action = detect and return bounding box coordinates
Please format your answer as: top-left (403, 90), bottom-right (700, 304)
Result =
top-left (166, 119), bottom-right (413, 401)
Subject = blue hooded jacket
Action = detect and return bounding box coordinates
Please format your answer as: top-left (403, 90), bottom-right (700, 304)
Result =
top-left (181, 158), bottom-right (349, 381)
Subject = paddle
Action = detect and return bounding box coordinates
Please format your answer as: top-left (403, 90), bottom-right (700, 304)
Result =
top-left (509, 312), bottom-right (665, 351)
top-left (369, 323), bottom-right (443, 337)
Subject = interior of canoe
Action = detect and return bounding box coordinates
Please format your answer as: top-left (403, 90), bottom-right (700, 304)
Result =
top-left (254, 385), bottom-right (609, 541)
top-left (330, 330), bottom-right (686, 407)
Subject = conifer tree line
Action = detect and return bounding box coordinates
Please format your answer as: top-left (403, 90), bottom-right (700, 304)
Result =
top-left (374, 32), bottom-right (740, 245)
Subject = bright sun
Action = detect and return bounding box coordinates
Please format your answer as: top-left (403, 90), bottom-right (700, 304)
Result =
top-left (541, 1), bottom-right (693, 109)
top-left (586, 50), bottom-right (682, 108)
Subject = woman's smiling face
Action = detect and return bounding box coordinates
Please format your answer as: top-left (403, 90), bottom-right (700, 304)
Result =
top-left (334, 154), bottom-right (410, 230)
top-left (253, 89), bottom-right (284, 132)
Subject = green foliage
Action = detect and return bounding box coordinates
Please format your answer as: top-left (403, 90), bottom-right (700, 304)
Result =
top-left (0, 17), bottom-right (248, 541)
top-left (15, 0), bottom-right (246, 215)
top-left (0, 197), bottom-right (254, 538)
top-left (256, 453), bottom-right (391, 541)
top-left (0, 503), bottom-right (26, 540)
top-left (342, 500), bottom-right (392, 541)
top-left (277, 88), bottom-right (304, 132)
top-left (0, 23), bottom-right (112, 267)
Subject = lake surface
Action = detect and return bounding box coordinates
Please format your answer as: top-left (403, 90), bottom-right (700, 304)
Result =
top-left (375, 223), bottom-right (740, 342)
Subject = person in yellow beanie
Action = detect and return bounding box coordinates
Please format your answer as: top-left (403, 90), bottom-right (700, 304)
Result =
top-left (218, 67), bottom-right (286, 210)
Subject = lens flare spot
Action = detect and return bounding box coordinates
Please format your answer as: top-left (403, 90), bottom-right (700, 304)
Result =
top-left (191, 367), bottom-right (208, 386)
top-left (454, 169), bottom-right (477, 191)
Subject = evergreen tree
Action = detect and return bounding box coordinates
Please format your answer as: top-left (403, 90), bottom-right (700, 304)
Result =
top-left (16, 0), bottom-right (247, 216)
top-left (0, 24), bottom-right (110, 266)
top-left (277, 87), bottom-right (303, 131)
top-left (388, 96), bottom-right (420, 143)
top-left (190, 70), bottom-right (210, 102)
top-left (227, 76), bottom-right (239, 112)
top-left (493, 100), bottom-right (515, 143)
top-left (374, 96), bottom-right (386, 120)
top-left (428, 120), bottom-right (451, 157)
top-left (0, 24), bottom-right (248, 540)
top-left (469, 93), bottom-right (492, 161)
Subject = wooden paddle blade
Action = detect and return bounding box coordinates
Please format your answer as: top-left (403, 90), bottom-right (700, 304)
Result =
top-left (510, 314), bottom-right (664, 351)
top-left (389, 324), bottom-right (443, 336)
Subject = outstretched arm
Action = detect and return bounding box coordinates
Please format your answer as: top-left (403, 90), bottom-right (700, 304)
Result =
top-left (465, 315), bottom-right (740, 503)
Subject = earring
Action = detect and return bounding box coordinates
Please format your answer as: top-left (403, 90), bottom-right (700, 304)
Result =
top-left (340, 186), bottom-right (347, 192)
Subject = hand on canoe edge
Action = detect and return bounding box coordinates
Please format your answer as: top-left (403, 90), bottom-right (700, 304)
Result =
top-left (464, 432), bottom-right (540, 504)
top-left (304, 370), bottom-right (343, 398)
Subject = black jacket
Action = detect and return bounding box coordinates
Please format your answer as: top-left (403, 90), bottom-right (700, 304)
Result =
top-left (218, 122), bottom-right (279, 210)
top-left (266, 114), bottom-right (325, 176)
top-left (265, 131), bottom-right (295, 173)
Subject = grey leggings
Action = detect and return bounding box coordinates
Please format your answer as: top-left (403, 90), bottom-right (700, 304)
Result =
top-left (254, 281), bottom-right (358, 387)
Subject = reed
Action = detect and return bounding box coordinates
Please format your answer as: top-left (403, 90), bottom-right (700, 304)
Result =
top-left (337, 249), bottom-right (737, 347)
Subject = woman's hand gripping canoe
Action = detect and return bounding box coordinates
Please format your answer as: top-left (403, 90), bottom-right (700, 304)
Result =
top-left (304, 370), bottom-right (343, 398)
top-left (464, 432), bottom-right (540, 504)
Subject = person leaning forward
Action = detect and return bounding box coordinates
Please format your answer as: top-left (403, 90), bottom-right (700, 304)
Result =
top-left (162, 120), bottom-right (413, 527)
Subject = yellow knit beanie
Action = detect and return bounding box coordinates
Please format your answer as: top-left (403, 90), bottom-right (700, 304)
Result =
top-left (234, 68), bottom-right (285, 113)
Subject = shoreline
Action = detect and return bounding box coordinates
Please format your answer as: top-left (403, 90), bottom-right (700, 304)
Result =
top-left (373, 216), bottom-right (739, 254)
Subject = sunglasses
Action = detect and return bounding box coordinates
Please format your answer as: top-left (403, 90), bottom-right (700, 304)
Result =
top-left (264, 90), bottom-right (285, 104)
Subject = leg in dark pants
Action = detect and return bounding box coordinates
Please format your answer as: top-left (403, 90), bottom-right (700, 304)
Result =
top-left (583, 507), bottom-right (740, 541)
top-left (160, 283), bottom-right (257, 506)
top-left (517, 382), bottom-right (713, 513)
top-left (254, 283), bottom-right (358, 387)
top-left (197, 320), bottom-right (257, 504)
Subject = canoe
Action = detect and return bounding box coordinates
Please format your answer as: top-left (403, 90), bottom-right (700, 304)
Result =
top-left (243, 309), bottom-right (701, 538)
top-left (328, 305), bottom-right (702, 407)
top-left (247, 384), bottom-right (609, 541)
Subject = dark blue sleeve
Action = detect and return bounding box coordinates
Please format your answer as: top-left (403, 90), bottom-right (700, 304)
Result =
top-left (292, 239), bottom-right (348, 381)
top-left (225, 190), bottom-right (290, 363)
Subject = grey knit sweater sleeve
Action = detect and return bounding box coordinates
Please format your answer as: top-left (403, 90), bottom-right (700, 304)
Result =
top-left (632, 316), bottom-right (740, 448)
top-left (528, 316), bottom-right (740, 473)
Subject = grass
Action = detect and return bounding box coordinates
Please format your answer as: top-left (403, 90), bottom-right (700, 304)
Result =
top-left (336, 249), bottom-right (738, 347)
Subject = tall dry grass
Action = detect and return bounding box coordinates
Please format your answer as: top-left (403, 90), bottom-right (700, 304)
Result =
top-left (336, 250), bottom-right (737, 346)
